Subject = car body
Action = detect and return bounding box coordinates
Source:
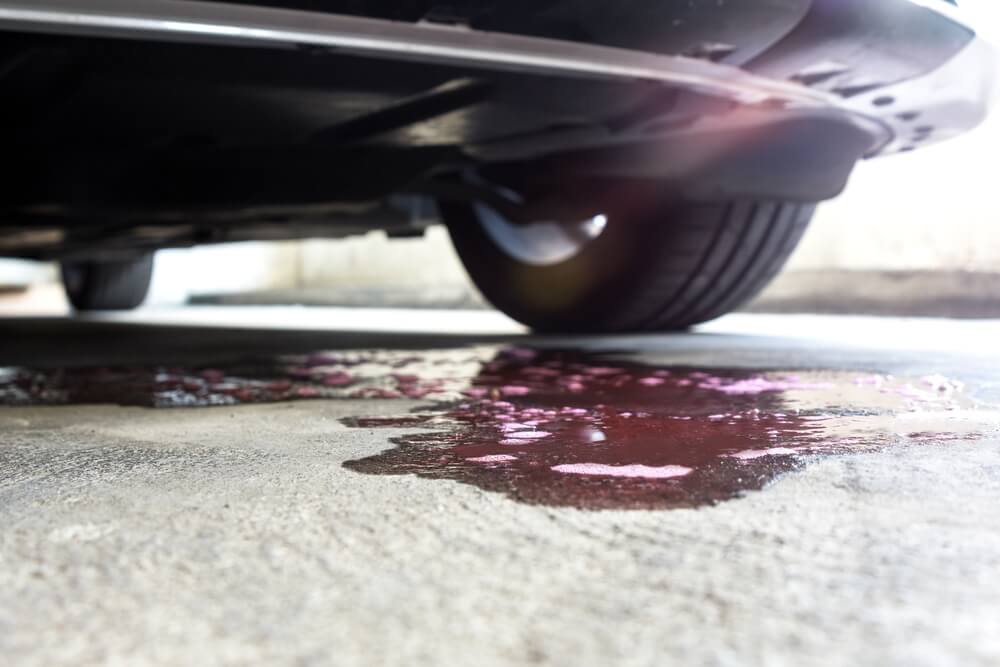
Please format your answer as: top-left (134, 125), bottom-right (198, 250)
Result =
top-left (0, 0), bottom-right (994, 328)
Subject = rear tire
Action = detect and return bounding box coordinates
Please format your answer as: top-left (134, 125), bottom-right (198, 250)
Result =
top-left (443, 195), bottom-right (814, 332)
top-left (60, 253), bottom-right (155, 311)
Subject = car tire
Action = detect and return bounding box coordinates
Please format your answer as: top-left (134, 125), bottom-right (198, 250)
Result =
top-left (60, 253), bottom-right (155, 311)
top-left (442, 194), bottom-right (814, 332)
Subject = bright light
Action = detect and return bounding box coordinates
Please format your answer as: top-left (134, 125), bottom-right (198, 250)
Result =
top-left (958, 0), bottom-right (1000, 44)
top-left (906, 1), bottom-right (1000, 44)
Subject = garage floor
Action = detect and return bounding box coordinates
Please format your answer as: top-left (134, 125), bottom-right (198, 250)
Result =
top-left (1, 309), bottom-right (999, 665)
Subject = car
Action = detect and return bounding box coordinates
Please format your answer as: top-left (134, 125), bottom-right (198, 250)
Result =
top-left (0, 0), bottom-right (994, 329)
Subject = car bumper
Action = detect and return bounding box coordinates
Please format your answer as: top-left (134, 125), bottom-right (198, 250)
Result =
top-left (835, 0), bottom-right (997, 157)
top-left (0, 0), bottom-right (994, 203)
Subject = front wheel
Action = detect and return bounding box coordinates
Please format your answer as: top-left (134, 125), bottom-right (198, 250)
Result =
top-left (442, 193), bottom-right (814, 332)
top-left (60, 253), bottom-right (155, 311)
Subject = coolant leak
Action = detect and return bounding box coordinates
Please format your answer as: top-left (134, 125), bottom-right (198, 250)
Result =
top-left (1, 347), bottom-right (994, 510)
top-left (342, 349), bottom-right (992, 509)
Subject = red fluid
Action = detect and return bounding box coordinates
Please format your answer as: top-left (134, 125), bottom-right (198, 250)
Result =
top-left (341, 349), bottom-right (981, 510)
top-left (0, 347), bottom-right (984, 510)
top-left (0, 351), bottom-right (473, 407)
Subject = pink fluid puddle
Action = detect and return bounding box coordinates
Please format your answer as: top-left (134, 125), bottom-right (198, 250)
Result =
top-left (0, 347), bottom-right (991, 510)
top-left (0, 351), bottom-right (480, 407)
top-left (551, 463), bottom-right (693, 479)
top-left (341, 349), bottom-right (992, 510)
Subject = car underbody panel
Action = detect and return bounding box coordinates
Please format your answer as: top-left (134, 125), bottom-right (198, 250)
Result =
top-left (0, 0), bottom-right (992, 259)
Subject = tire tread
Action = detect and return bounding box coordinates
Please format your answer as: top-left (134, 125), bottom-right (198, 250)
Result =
top-left (445, 197), bottom-right (815, 332)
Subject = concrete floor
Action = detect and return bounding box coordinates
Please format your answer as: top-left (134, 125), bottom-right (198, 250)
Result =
top-left (1, 309), bottom-right (1000, 666)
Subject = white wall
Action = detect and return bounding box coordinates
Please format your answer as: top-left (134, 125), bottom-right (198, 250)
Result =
top-left (0, 259), bottom-right (55, 286)
top-left (295, 227), bottom-right (469, 292)
top-left (786, 109), bottom-right (1000, 272)
top-left (148, 241), bottom-right (301, 304)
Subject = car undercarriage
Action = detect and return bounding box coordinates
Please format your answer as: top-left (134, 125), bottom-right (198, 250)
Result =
top-left (0, 0), bottom-right (993, 329)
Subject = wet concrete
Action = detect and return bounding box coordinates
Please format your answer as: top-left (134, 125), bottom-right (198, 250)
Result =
top-left (2, 345), bottom-right (991, 510)
top-left (2, 310), bottom-right (1000, 665)
top-left (344, 350), bottom-right (989, 510)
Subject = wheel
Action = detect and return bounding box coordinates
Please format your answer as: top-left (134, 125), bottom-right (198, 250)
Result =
top-left (60, 253), bottom-right (155, 311)
top-left (442, 190), bottom-right (815, 332)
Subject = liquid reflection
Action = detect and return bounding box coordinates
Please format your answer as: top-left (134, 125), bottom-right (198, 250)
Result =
top-left (343, 348), bottom-right (990, 510)
top-left (0, 346), bottom-right (992, 510)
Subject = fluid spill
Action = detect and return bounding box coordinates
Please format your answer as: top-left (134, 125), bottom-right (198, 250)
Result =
top-left (1, 347), bottom-right (995, 510)
top-left (0, 351), bottom-right (484, 407)
top-left (343, 349), bottom-right (993, 510)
